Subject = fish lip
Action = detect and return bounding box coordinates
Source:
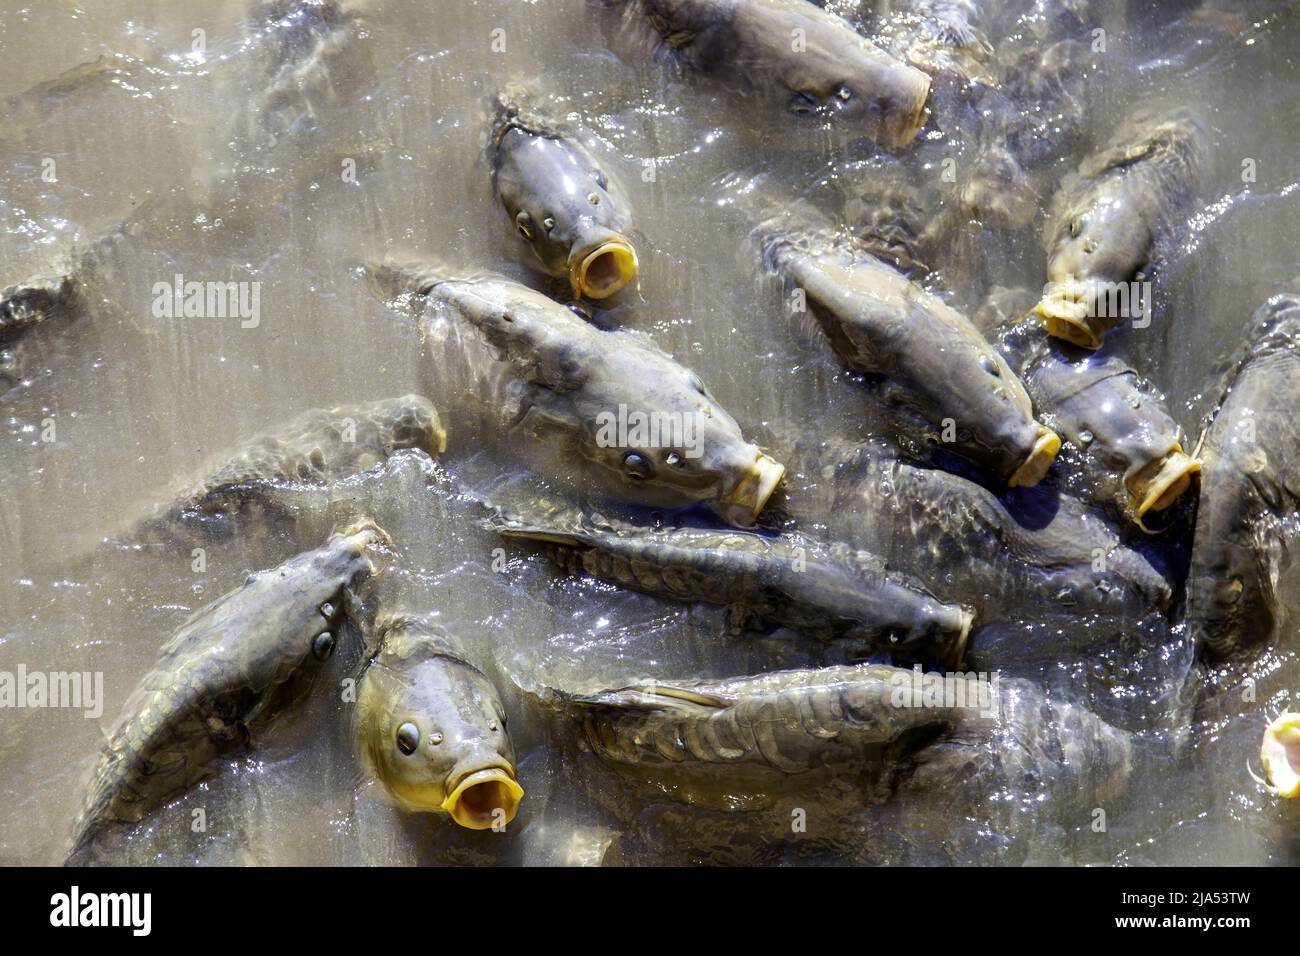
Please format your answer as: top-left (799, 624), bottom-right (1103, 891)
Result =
top-left (717, 450), bottom-right (786, 525)
top-left (1033, 282), bottom-right (1104, 349)
top-left (951, 607), bottom-right (976, 666)
top-left (1127, 446), bottom-right (1201, 523)
top-left (1007, 427), bottom-right (1060, 488)
top-left (1261, 713), bottom-right (1300, 799)
top-left (440, 765), bottom-right (524, 830)
top-left (569, 238), bottom-right (639, 300)
top-left (881, 67), bottom-right (931, 150)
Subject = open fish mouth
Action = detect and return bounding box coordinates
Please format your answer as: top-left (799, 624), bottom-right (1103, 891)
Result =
top-left (1127, 446), bottom-right (1201, 522)
top-left (718, 450), bottom-right (786, 524)
top-left (441, 766), bottom-right (524, 830)
top-left (1259, 713), bottom-right (1300, 798)
top-left (1033, 282), bottom-right (1106, 349)
top-left (1007, 427), bottom-right (1061, 488)
top-left (570, 239), bottom-right (639, 299)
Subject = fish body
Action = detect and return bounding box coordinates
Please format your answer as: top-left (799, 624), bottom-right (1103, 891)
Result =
top-left (999, 320), bottom-right (1199, 523)
top-left (759, 224), bottom-right (1059, 486)
top-left (134, 395), bottom-right (444, 545)
top-left (489, 503), bottom-right (973, 667)
top-left (0, 274), bottom-right (80, 389)
top-left (1034, 114), bottom-right (1205, 348)
top-left (356, 613), bottom-right (522, 830)
top-left (1187, 296), bottom-right (1300, 657)
top-left (632, 0), bottom-right (931, 149)
top-left (786, 436), bottom-right (1172, 618)
top-left (374, 264), bottom-right (784, 526)
top-left (539, 663), bottom-right (1131, 815)
top-left (68, 522), bottom-right (391, 863)
top-left (491, 95), bottom-right (639, 299)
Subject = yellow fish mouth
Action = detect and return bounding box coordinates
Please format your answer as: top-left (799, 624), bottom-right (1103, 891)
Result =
top-left (1126, 446), bottom-right (1201, 524)
top-left (441, 767), bottom-right (524, 830)
top-left (1033, 283), bottom-right (1106, 349)
top-left (1258, 713), bottom-right (1300, 799)
top-left (1007, 428), bottom-right (1061, 488)
top-left (719, 451), bottom-right (786, 524)
top-left (571, 240), bottom-right (639, 300)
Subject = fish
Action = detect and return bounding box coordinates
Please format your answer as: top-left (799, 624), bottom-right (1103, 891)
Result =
top-left (533, 662), bottom-right (1131, 814)
top-left (490, 94), bottom-right (639, 300)
top-left (997, 318), bottom-right (1200, 525)
top-left (1187, 295), bottom-right (1300, 657)
top-left (757, 220), bottom-right (1060, 487)
top-left (485, 500), bottom-right (973, 667)
top-left (131, 395), bottom-right (445, 546)
top-left (356, 612), bottom-right (523, 830)
top-left (371, 263), bottom-right (785, 526)
top-left (784, 435), bottom-right (1173, 619)
top-left (67, 521), bottom-right (392, 864)
top-left (1033, 113), bottom-right (1205, 349)
top-left (0, 273), bottom-right (80, 391)
top-left (626, 0), bottom-right (932, 149)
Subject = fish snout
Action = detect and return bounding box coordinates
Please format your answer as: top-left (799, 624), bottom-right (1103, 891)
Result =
top-left (715, 447), bottom-right (786, 526)
top-left (568, 228), bottom-right (639, 300)
top-left (441, 759), bottom-right (524, 830)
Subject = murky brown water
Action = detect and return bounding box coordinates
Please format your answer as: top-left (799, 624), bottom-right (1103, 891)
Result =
top-left (4, 0), bottom-right (1300, 865)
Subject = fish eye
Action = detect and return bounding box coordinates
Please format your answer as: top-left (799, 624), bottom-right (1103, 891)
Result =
top-left (311, 631), bottom-right (335, 661)
top-left (837, 86), bottom-right (853, 101)
top-left (542, 215), bottom-right (556, 232)
top-left (622, 451), bottom-right (654, 480)
top-left (665, 451), bottom-right (682, 466)
top-left (396, 722), bottom-right (420, 755)
top-left (587, 192), bottom-right (600, 206)
top-left (515, 211), bottom-right (534, 241)
top-left (591, 169), bottom-right (607, 189)
top-left (790, 91), bottom-right (818, 115)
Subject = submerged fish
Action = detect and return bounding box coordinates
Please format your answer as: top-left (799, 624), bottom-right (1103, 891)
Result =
top-left (490, 95), bottom-right (639, 300)
top-left (356, 612), bottom-right (523, 830)
top-left (534, 663), bottom-right (1131, 815)
top-left (785, 436), bottom-right (1172, 619)
top-left (0, 273), bottom-right (80, 390)
top-left (372, 263), bottom-right (785, 526)
top-left (1187, 295), bottom-right (1300, 657)
top-left (626, 0), bottom-right (931, 149)
top-left (486, 501), bottom-right (973, 667)
top-left (757, 222), bottom-right (1060, 487)
top-left (132, 395), bottom-right (445, 545)
top-left (1033, 113), bottom-right (1205, 349)
top-left (67, 521), bottom-right (392, 864)
top-left (997, 318), bottom-right (1200, 525)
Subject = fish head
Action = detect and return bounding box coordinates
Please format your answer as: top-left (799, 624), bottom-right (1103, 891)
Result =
top-left (579, 351), bottom-right (785, 525)
top-left (494, 127), bottom-right (638, 299)
top-left (250, 520), bottom-right (392, 669)
top-left (359, 640), bottom-right (522, 830)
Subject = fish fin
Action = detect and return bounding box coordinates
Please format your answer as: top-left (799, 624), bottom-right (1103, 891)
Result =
top-left (571, 683), bottom-right (734, 714)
